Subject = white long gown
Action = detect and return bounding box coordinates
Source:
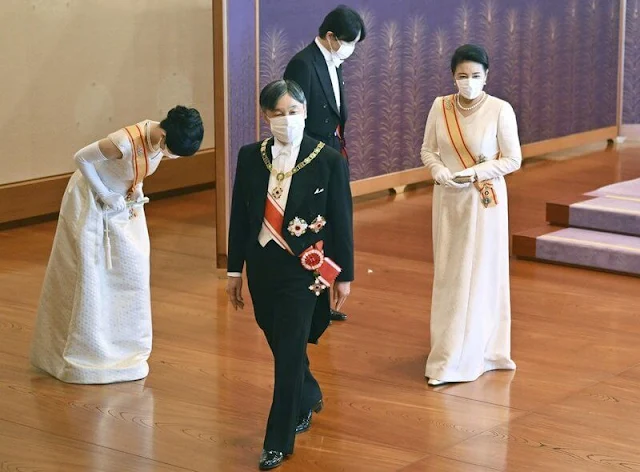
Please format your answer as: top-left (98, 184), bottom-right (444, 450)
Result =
top-left (30, 120), bottom-right (162, 384)
top-left (420, 95), bottom-right (521, 383)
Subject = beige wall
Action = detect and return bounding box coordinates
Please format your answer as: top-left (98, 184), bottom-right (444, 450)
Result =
top-left (0, 0), bottom-right (214, 186)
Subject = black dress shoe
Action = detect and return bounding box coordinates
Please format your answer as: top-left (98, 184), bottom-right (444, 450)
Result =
top-left (312, 399), bottom-right (324, 413)
top-left (330, 309), bottom-right (347, 321)
top-left (259, 450), bottom-right (285, 470)
top-left (295, 410), bottom-right (312, 434)
top-left (295, 399), bottom-right (323, 435)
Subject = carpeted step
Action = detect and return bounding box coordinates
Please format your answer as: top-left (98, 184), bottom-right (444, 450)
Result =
top-left (546, 195), bottom-right (640, 237)
top-left (586, 177), bottom-right (640, 199)
top-left (513, 226), bottom-right (640, 276)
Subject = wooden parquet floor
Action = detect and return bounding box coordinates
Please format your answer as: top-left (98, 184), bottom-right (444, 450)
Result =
top-left (0, 145), bottom-right (639, 471)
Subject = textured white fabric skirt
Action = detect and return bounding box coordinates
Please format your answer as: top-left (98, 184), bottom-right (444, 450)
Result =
top-left (30, 171), bottom-right (152, 384)
top-left (425, 177), bottom-right (516, 383)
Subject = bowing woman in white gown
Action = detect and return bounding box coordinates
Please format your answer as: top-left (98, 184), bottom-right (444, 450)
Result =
top-left (420, 44), bottom-right (521, 386)
top-left (30, 106), bottom-right (204, 384)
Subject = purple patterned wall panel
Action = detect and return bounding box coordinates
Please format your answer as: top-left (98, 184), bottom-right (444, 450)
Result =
top-left (625, 0), bottom-right (640, 124)
top-left (256, 0), bottom-right (619, 180)
top-left (228, 0), bottom-right (257, 184)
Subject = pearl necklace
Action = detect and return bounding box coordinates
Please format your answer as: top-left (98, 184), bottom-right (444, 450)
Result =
top-left (456, 92), bottom-right (487, 111)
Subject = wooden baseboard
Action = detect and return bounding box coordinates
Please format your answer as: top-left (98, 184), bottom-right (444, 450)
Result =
top-left (348, 127), bottom-right (619, 198)
top-left (0, 148), bottom-right (215, 226)
top-left (521, 126), bottom-right (618, 158)
top-left (621, 124), bottom-right (640, 139)
top-left (350, 167), bottom-right (431, 198)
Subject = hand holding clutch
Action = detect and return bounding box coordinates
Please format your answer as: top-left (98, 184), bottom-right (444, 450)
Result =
top-left (432, 167), bottom-right (454, 185)
top-left (100, 192), bottom-right (127, 212)
top-left (433, 167), bottom-right (470, 188)
top-left (452, 168), bottom-right (477, 184)
top-left (130, 183), bottom-right (144, 203)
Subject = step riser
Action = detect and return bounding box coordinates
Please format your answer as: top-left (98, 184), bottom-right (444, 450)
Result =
top-left (535, 239), bottom-right (640, 276)
top-left (516, 179), bottom-right (640, 277)
top-left (569, 208), bottom-right (640, 237)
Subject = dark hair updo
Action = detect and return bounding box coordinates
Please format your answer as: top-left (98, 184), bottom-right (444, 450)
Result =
top-left (160, 106), bottom-right (204, 157)
top-left (450, 44), bottom-right (490, 74)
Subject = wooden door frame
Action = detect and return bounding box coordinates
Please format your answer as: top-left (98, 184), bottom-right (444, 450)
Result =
top-left (213, 0), bottom-right (229, 269)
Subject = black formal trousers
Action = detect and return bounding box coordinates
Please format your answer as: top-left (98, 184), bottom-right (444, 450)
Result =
top-left (246, 241), bottom-right (323, 454)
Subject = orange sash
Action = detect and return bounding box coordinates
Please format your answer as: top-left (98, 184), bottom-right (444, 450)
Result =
top-left (122, 124), bottom-right (150, 194)
top-left (441, 95), bottom-right (497, 208)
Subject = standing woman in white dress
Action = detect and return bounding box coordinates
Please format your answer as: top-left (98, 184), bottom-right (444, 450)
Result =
top-left (420, 44), bottom-right (521, 386)
top-left (30, 106), bottom-right (204, 384)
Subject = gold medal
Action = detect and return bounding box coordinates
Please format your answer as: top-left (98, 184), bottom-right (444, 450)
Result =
top-left (271, 186), bottom-right (283, 199)
top-left (271, 172), bottom-right (285, 199)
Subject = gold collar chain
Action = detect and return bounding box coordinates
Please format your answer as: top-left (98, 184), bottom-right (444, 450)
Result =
top-left (260, 139), bottom-right (325, 199)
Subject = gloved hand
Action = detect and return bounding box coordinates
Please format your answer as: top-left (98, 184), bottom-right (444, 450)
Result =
top-left (442, 179), bottom-right (470, 189)
top-left (74, 142), bottom-right (127, 212)
top-left (453, 167), bottom-right (477, 182)
top-left (100, 192), bottom-right (127, 212)
top-left (130, 183), bottom-right (144, 203)
top-left (432, 167), bottom-right (454, 185)
top-left (433, 167), bottom-right (470, 188)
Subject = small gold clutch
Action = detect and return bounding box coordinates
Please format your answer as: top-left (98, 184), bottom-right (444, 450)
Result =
top-left (452, 175), bottom-right (474, 184)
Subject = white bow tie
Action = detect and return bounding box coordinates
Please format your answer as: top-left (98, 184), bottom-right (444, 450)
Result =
top-left (274, 145), bottom-right (292, 162)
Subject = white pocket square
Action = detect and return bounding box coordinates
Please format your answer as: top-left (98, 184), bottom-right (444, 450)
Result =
top-left (314, 188), bottom-right (325, 195)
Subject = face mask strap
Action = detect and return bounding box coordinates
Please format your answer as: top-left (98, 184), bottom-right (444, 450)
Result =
top-left (162, 144), bottom-right (180, 159)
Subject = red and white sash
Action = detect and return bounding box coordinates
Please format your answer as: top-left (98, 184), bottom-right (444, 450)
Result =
top-left (263, 194), bottom-right (341, 293)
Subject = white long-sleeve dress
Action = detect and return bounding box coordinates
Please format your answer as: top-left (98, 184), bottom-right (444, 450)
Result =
top-left (30, 120), bottom-right (162, 384)
top-left (420, 95), bottom-right (521, 383)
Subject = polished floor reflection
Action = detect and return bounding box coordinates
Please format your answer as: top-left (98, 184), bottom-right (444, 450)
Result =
top-left (0, 144), bottom-right (639, 471)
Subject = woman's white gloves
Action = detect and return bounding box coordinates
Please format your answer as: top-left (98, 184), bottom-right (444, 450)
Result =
top-left (432, 167), bottom-right (471, 189)
top-left (74, 142), bottom-right (126, 212)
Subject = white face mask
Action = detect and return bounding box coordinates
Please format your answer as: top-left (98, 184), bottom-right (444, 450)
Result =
top-left (269, 114), bottom-right (305, 144)
top-left (329, 34), bottom-right (357, 65)
top-left (456, 78), bottom-right (485, 100)
top-left (335, 41), bottom-right (356, 61)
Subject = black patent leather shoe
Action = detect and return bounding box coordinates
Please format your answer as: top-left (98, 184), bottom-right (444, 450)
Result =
top-left (259, 450), bottom-right (285, 470)
top-left (312, 399), bottom-right (324, 413)
top-left (295, 410), bottom-right (312, 434)
top-left (330, 309), bottom-right (347, 321)
top-left (296, 399), bottom-right (324, 434)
